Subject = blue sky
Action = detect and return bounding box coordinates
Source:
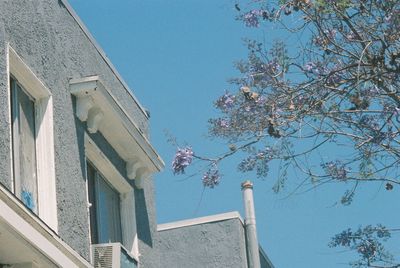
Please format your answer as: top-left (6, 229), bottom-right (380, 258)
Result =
top-left (68, 1), bottom-right (400, 267)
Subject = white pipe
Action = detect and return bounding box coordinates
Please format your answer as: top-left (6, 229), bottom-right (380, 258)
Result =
top-left (241, 180), bottom-right (261, 268)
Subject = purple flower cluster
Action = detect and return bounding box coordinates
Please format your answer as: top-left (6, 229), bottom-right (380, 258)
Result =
top-left (172, 147), bottom-right (194, 174)
top-left (304, 62), bottom-right (317, 72)
top-left (202, 165), bottom-right (220, 188)
top-left (321, 160), bottom-right (348, 180)
top-left (238, 156), bottom-right (257, 172)
top-left (255, 95), bottom-right (267, 105)
top-left (384, 9), bottom-right (400, 26)
top-left (330, 225), bottom-right (391, 263)
top-left (216, 92), bottom-right (235, 110)
top-left (237, 148), bottom-right (274, 178)
top-left (251, 60), bottom-right (281, 76)
top-left (357, 240), bottom-right (376, 259)
top-left (304, 61), bottom-right (343, 84)
top-left (304, 62), bottom-right (327, 76)
top-left (243, 9), bottom-right (263, 28)
top-left (267, 60), bottom-right (280, 73)
top-left (217, 118), bottom-right (229, 128)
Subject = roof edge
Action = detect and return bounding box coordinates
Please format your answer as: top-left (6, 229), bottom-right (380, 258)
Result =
top-left (157, 211), bottom-right (244, 232)
top-left (59, 0), bottom-right (149, 119)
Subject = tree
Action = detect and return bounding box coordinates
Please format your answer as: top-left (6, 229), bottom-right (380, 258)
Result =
top-left (172, 1), bottom-right (400, 266)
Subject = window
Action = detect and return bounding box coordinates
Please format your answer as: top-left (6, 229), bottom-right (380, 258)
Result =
top-left (87, 161), bottom-right (122, 244)
top-left (8, 45), bottom-right (58, 231)
top-left (85, 134), bottom-right (139, 260)
top-left (10, 76), bottom-right (38, 213)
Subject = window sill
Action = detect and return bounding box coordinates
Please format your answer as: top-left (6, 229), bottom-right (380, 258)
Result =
top-left (0, 183), bottom-right (92, 267)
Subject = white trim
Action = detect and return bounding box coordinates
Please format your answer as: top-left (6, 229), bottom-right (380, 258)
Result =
top-left (157, 211), bottom-right (244, 232)
top-left (85, 134), bottom-right (130, 194)
top-left (8, 46), bottom-right (51, 98)
top-left (35, 96), bottom-right (58, 232)
top-left (7, 45), bottom-right (58, 232)
top-left (120, 190), bottom-right (139, 259)
top-left (85, 134), bottom-right (139, 260)
top-left (84, 166), bottom-right (94, 265)
top-left (59, 0), bottom-right (149, 119)
top-left (6, 41), bottom-right (14, 193)
top-left (71, 76), bottom-right (164, 189)
top-left (0, 184), bottom-right (92, 268)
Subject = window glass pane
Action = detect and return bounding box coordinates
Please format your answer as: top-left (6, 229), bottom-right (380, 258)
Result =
top-left (11, 78), bottom-right (38, 213)
top-left (87, 162), bottom-right (98, 244)
top-left (87, 161), bottom-right (122, 244)
top-left (96, 174), bottom-right (122, 243)
top-left (96, 173), bottom-right (121, 243)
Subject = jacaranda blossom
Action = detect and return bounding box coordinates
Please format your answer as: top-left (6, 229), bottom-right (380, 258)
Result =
top-left (202, 165), bottom-right (220, 188)
top-left (321, 161), bottom-right (348, 180)
top-left (216, 93), bottom-right (235, 110)
top-left (172, 147), bottom-right (194, 174)
top-left (243, 9), bottom-right (263, 27)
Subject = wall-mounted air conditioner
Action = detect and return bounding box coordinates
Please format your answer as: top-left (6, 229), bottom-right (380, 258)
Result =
top-left (92, 243), bottom-right (137, 268)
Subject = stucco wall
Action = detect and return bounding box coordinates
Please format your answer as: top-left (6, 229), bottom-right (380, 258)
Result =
top-left (0, 0), bottom-right (151, 260)
top-left (157, 218), bottom-right (249, 268)
top-left (134, 177), bottom-right (160, 267)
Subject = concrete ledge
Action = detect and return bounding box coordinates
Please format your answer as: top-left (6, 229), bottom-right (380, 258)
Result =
top-left (70, 76), bottom-right (164, 177)
top-left (157, 211), bottom-right (244, 232)
top-left (0, 183), bottom-right (92, 267)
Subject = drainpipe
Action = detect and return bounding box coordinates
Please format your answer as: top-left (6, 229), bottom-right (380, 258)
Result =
top-left (241, 180), bottom-right (261, 268)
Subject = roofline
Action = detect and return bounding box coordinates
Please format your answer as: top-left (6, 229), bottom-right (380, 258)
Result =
top-left (157, 211), bottom-right (244, 232)
top-left (60, 0), bottom-right (149, 119)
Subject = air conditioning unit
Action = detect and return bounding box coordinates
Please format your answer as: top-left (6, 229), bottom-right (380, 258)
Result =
top-left (92, 243), bottom-right (138, 268)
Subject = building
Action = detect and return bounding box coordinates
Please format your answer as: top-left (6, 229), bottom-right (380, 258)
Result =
top-left (157, 211), bottom-right (274, 268)
top-left (0, 1), bottom-right (273, 267)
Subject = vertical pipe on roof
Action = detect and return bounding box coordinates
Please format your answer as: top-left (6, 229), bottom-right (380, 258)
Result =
top-left (242, 180), bottom-right (261, 268)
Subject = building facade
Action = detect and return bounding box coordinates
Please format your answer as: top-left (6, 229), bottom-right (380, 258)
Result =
top-left (0, 1), bottom-right (273, 267)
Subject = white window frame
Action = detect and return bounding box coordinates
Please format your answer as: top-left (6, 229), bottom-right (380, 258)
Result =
top-left (85, 134), bottom-right (139, 261)
top-left (7, 45), bottom-right (58, 232)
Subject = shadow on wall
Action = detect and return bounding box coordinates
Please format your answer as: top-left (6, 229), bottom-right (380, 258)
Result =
top-left (134, 187), bottom-right (152, 247)
top-left (72, 95), bottom-right (87, 181)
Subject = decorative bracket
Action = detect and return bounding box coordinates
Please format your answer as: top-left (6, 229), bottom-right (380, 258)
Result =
top-left (87, 107), bottom-right (104, 134)
top-left (76, 95), bottom-right (94, 121)
top-left (134, 168), bottom-right (151, 189)
top-left (127, 160), bottom-right (143, 180)
top-left (126, 160), bottom-right (151, 189)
